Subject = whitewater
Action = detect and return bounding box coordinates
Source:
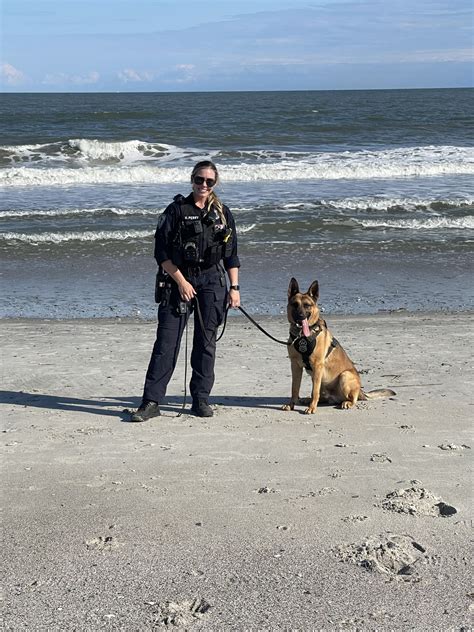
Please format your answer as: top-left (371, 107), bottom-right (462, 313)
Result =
top-left (1, 88), bottom-right (473, 317)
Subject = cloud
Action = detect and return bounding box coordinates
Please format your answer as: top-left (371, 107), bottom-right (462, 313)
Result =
top-left (117, 64), bottom-right (196, 85)
top-left (73, 71), bottom-right (100, 85)
top-left (168, 64), bottom-right (196, 84)
top-left (382, 48), bottom-right (474, 63)
top-left (42, 71), bottom-right (100, 85)
top-left (1, 62), bottom-right (26, 85)
top-left (2, 0), bottom-right (472, 91)
top-left (117, 68), bottom-right (153, 82)
top-left (240, 47), bottom-right (474, 68)
top-left (121, 2), bottom-right (472, 84)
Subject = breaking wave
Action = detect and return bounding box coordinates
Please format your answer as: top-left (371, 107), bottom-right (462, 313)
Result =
top-left (1, 143), bottom-right (473, 187)
top-left (0, 222), bottom-right (257, 244)
top-left (2, 195), bottom-right (472, 220)
top-left (358, 217), bottom-right (474, 230)
top-left (1, 229), bottom-right (153, 244)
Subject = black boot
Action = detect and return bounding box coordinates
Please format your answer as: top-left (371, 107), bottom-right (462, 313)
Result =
top-left (191, 399), bottom-right (213, 418)
top-left (130, 400), bottom-right (161, 422)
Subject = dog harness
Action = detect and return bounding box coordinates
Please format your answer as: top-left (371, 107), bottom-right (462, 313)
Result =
top-left (289, 320), bottom-right (339, 371)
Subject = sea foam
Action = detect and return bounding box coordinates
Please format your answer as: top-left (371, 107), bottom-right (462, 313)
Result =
top-left (1, 229), bottom-right (153, 244)
top-left (1, 222), bottom-right (255, 243)
top-left (359, 217), bottom-right (474, 230)
top-left (1, 144), bottom-right (472, 187)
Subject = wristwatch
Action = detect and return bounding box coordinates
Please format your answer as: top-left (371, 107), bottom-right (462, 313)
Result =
top-left (229, 284), bottom-right (240, 291)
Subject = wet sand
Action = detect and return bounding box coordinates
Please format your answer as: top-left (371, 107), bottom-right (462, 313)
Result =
top-left (2, 312), bottom-right (473, 630)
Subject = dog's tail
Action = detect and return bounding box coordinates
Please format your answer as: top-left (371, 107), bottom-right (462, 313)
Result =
top-left (360, 388), bottom-right (396, 400)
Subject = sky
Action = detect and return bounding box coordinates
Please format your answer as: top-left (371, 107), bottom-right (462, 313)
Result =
top-left (1, 0), bottom-right (473, 92)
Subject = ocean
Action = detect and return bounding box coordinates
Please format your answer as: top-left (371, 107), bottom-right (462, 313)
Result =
top-left (1, 89), bottom-right (473, 318)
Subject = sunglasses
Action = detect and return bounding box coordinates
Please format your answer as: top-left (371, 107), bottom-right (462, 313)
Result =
top-left (193, 176), bottom-right (216, 187)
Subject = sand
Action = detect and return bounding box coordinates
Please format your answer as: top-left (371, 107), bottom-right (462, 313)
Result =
top-left (1, 311), bottom-right (473, 630)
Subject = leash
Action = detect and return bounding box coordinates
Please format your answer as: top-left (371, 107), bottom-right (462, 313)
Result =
top-left (177, 307), bottom-right (192, 417)
top-left (194, 297), bottom-right (334, 350)
top-left (177, 299), bottom-right (289, 416)
top-left (193, 298), bottom-right (289, 346)
top-left (176, 297), bottom-right (225, 417)
top-left (237, 305), bottom-right (290, 346)
top-left (192, 295), bottom-right (230, 345)
top-left (217, 304), bottom-right (229, 342)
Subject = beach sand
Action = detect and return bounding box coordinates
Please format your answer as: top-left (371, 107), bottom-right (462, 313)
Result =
top-left (2, 312), bottom-right (473, 630)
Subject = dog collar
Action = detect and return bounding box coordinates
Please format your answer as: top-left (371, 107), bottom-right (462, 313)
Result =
top-left (289, 319), bottom-right (325, 342)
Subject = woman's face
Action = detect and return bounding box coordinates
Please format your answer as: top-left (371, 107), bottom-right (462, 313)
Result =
top-left (191, 167), bottom-right (217, 200)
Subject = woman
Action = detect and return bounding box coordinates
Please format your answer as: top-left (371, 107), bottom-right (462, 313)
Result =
top-left (132, 160), bottom-right (240, 421)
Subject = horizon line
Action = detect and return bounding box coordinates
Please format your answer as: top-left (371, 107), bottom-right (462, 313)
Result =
top-left (2, 85), bottom-right (473, 96)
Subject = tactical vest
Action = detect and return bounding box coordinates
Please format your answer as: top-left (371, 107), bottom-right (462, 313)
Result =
top-left (171, 195), bottom-right (232, 268)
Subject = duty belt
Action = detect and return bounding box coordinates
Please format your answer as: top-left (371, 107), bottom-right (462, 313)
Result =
top-left (183, 264), bottom-right (216, 276)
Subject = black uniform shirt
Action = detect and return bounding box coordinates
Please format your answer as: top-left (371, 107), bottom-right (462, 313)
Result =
top-left (154, 193), bottom-right (240, 270)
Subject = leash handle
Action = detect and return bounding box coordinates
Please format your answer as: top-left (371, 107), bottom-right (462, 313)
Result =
top-left (237, 305), bottom-right (290, 346)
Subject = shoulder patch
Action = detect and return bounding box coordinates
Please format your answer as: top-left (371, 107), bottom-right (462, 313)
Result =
top-left (156, 212), bottom-right (168, 230)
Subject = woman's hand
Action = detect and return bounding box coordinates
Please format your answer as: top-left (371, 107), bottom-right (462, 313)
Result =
top-left (226, 268), bottom-right (240, 308)
top-left (178, 279), bottom-right (196, 303)
top-left (160, 260), bottom-right (196, 303)
top-left (228, 288), bottom-right (240, 308)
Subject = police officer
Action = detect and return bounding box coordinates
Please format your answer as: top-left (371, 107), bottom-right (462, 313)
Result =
top-left (131, 160), bottom-right (240, 421)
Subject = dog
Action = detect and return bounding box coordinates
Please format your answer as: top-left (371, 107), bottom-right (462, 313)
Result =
top-left (282, 278), bottom-right (395, 414)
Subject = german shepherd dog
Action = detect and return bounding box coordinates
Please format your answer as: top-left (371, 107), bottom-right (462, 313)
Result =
top-left (282, 278), bottom-right (395, 414)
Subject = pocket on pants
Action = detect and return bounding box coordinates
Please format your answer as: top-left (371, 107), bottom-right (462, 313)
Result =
top-left (213, 288), bottom-right (227, 327)
top-left (195, 286), bottom-right (226, 331)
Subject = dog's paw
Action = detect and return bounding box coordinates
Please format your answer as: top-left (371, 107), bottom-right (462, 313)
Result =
top-left (281, 403), bottom-right (294, 411)
top-left (340, 400), bottom-right (356, 409)
top-left (304, 406), bottom-right (317, 414)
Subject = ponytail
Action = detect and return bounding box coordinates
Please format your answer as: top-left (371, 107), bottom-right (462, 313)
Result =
top-left (207, 191), bottom-right (226, 225)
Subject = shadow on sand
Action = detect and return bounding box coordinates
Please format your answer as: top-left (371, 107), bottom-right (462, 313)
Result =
top-left (0, 391), bottom-right (323, 421)
top-left (0, 390), bottom-right (139, 421)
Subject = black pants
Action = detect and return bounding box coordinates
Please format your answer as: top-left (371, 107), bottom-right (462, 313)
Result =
top-left (143, 266), bottom-right (227, 404)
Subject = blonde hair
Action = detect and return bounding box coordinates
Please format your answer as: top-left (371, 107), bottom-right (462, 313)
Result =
top-left (191, 160), bottom-right (226, 225)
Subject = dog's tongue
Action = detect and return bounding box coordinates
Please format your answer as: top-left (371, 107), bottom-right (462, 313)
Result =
top-left (302, 318), bottom-right (311, 337)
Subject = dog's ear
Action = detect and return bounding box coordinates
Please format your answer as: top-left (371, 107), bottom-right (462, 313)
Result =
top-left (308, 280), bottom-right (319, 301)
top-left (288, 277), bottom-right (299, 297)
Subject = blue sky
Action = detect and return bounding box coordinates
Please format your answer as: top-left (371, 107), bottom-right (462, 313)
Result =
top-left (1, 0), bottom-right (472, 92)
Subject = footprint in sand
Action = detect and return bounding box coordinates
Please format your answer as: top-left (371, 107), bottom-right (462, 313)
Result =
top-left (379, 486), bottom-right (457, 517)
top-left (85, 535), bottom-right (119, 551)
top-left (335, 533), bottom-right (427, 580)
top-left (151, 597), bottom-right (210, 627)
top-left (370, 453), bottom-right (392, 463)
top-left (438, 443), bottom-right (471, 451)
top-left (342, 515), bottom-right (369, 523)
